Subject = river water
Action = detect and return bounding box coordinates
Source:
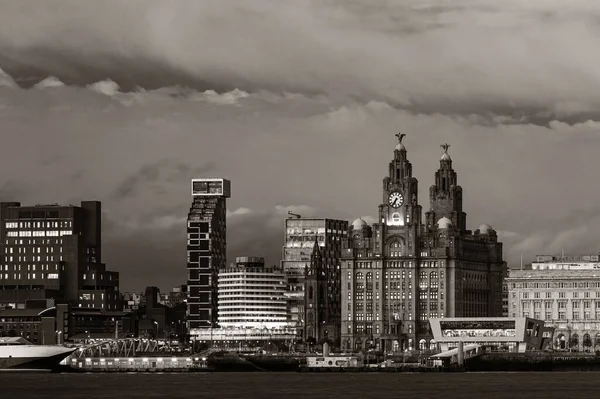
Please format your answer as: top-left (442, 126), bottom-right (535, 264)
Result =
top-left (1, 372), bottom-right (597, 398)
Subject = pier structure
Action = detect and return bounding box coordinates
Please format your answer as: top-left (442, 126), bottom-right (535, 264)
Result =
top-left (72, 337), bottom-right (176, 359)
top-left (427, 343), bottom-right (483, 368)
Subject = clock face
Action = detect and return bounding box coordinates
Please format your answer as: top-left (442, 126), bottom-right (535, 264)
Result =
top-left (388, 191), bottom-right (404, 208)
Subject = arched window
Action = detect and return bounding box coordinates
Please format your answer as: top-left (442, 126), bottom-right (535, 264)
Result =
top-left (392, 213), bottom-right (401, 224)
top-left (419, 271), bottom-right (427, 279)
top-left (430, 271), bottom-right (438, 279)
top-left (366, 272), bottom-right (373, 280)
top-left (355, 272), bottom-right (364, 279)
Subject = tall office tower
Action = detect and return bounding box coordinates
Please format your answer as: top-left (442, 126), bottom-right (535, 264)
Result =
top-left (341, 134), bottom-right (506, 353)
top-left (217, 257), bottom-right (289, 329)
top-left (0, 201), bottom-right (121, 310)
top-left (281, 216), bottom-right (348, 340)
top-left (186, 178), bottom-right (230, 330)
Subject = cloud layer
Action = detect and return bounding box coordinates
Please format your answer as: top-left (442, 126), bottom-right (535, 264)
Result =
top-left (1, 1), bottom-right (600, 290)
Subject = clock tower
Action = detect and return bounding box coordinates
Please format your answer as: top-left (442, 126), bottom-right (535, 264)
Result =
top-left (378, 134), bottom-right (422, 233)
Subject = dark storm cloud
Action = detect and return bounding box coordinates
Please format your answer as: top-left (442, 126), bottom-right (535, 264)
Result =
top-left (111, 159), bottom-right (215, 200)
top-left (0, 180), bottom-right (33, 202)
top-left (2, 1), bottom-right (600, 122)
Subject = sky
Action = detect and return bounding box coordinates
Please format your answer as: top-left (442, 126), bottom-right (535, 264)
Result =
top-left (1, 0), bottom-right (600, 291)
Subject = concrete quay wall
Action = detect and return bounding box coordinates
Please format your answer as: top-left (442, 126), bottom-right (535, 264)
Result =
top-left (466, 352), bottom-right (600, 372)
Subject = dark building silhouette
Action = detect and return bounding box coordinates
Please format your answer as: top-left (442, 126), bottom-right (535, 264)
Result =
top-left (136, 286), bottom-right (186, 339)
top-left (341, 135), bottom-right (506, 352)
top-left (186, 178), bottom-right (230, 330)
top-left (0, 201), bottom-right (121, 312)
top-left (304, 237), bottom-right (341, 345)
top-left (281, 216), bottom-right (348, 340)
top-left (0, 302), bottom-right (137, 344)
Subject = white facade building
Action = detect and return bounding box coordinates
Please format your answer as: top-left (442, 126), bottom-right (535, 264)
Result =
top-left (507, 254), bottom-right (600, 351)
top-left (217, 265), bottom-right (289, 329)
top-left (189, 259), bottom-right (296, 345)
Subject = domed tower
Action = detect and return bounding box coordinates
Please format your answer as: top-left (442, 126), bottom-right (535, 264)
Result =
top-left (377, 133), bottom-right (422, 254)
top-left (349, 218), bottom-right (373, 251)
top-left (425, 143), bottom-right (467, 232)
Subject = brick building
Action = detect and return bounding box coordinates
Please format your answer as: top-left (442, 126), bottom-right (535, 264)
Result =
top-left (0, 201), bottom-right (121, 311)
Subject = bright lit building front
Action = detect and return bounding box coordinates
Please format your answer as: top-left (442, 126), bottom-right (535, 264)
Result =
top-left (218, 258), bottom-right (288, 329)
top-left (189, 257), bottom-right (296, 349)
top-left (429, 317), bottom-right (554, 353)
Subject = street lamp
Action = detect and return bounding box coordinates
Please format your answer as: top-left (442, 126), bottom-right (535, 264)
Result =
top-left (55, 330), bottom-right (62, 345)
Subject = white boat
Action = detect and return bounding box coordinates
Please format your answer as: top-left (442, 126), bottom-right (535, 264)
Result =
top-left (0, 337), bottom-right (77, 371)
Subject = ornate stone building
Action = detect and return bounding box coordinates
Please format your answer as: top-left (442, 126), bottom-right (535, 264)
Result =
top-left (507, 254), bottom-right (600, 352)
top-left (341, 134), bottom-right (506, 352)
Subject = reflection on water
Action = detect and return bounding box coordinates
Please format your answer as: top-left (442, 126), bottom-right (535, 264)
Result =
top-left (1, 372), bottom-right (600, 399)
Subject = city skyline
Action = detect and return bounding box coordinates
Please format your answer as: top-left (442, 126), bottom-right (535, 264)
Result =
top-left (2, 1), bottom-right (600, 291)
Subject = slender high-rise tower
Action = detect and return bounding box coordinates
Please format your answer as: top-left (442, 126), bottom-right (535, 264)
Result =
top-left (186, 178), bottom-right (230, 331)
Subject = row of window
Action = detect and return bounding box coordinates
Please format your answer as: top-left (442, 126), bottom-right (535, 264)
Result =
top-left (511, 282), bottom-right (600, 289)
top-left (519, 291), bottom-right (600, 299)
top-left (4, 255), bottom-right (63, 262)
top-left (5, 221), bottom-right (72, 229)
top-left (520, 311), bottom-right (600, 321)
top-left (350, 323), bottom-right (411, 335)
top-left (519, 301), bottom-right (600, 309)
top-left (0, 273), bottom-right (59, 280)
top-left (4, 239), bottom-right (65, 246)
top-left (4, 246), bottom-right (63, 254)
top-left (351, 261), bottom-right (447, 269)
top-left (348, 312), bottom-right (445, 323)
top-left (5, 230), bottom-right (73, 238)
top-left (0, 264), bottom-right (60, 272)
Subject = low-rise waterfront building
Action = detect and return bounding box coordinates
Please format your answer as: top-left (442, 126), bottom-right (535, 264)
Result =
top-left (189, 257), bottom-right (295, 348)
top-left (217, 258), bottom-right (288, 329)
top-left (429, 317), bottom-right (553, 353)
top-left (0, 302), bottom-right (136, 344)
top-left (507, 254), bottom-right (600, 351)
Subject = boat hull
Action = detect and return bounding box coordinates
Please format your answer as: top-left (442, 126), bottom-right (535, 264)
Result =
top-left (0, 346), bottom-right (76, 371)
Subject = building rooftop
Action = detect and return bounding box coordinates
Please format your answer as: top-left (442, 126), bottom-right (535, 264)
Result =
top-left (0, 337), bottom-right (32, 345)
top-left (508, 269), bottom-right (600, 279)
